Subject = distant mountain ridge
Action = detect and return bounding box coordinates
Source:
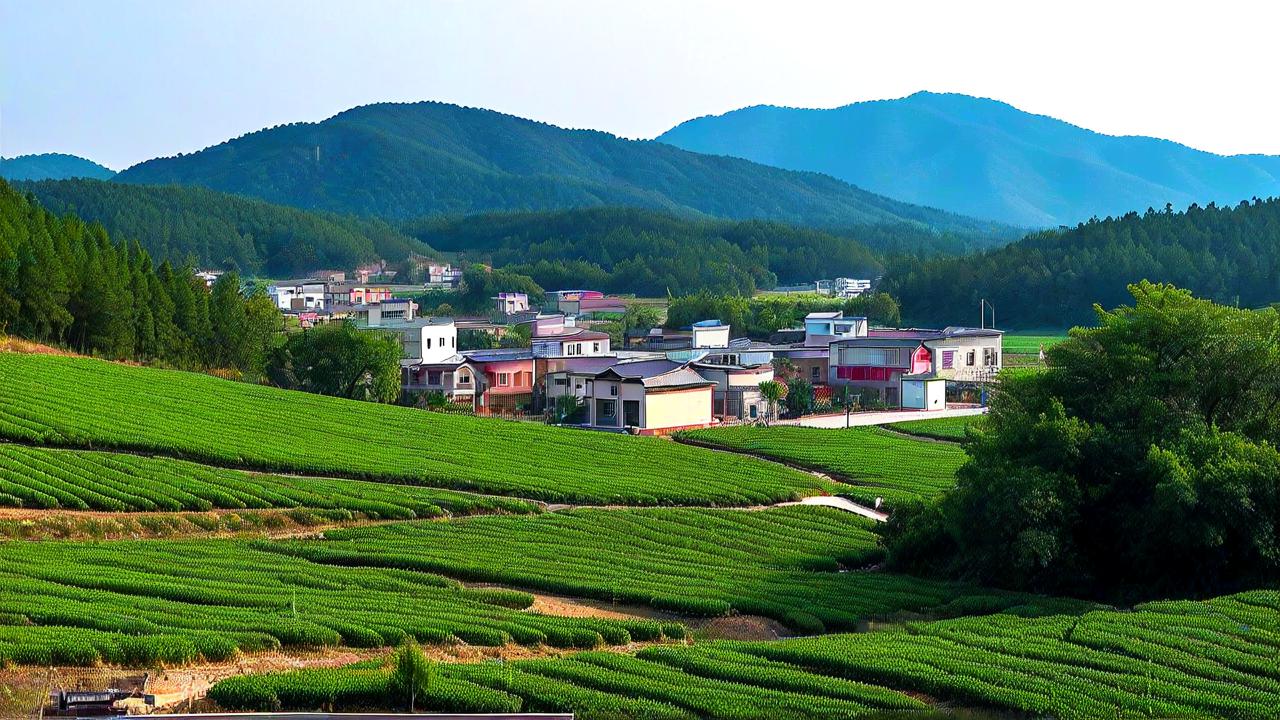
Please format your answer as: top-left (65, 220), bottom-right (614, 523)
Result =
top-left (111, 101), bottom-right (1009, 236)
top-left (0, 153), bottom-right (115, 181)
top-left (658, 92), bottom-right (1280, 227)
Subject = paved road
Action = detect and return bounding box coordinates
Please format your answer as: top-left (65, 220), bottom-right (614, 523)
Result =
top-left (779, 406), bottom-right (987, 429)
top-left (160, 707), bottom-right (576, 712)
top-left (781, 495), bottom-right (888, 522)
top-left (157, 714), bottom-right (573, 720)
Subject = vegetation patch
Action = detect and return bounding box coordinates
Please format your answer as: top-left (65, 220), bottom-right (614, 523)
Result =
top-left (676, 425), bottom-right (965, 508)
top-left (0, 352), bottom-right (830, 506)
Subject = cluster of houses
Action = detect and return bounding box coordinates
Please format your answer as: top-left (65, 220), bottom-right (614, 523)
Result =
top-left (263, 271), bottom-right (1000, 434)
top-left (401, 307), bottom-right (1002, 435)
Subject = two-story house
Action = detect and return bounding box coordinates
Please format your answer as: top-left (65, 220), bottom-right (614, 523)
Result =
top-left (829, 327), bottom-right (1003, 409)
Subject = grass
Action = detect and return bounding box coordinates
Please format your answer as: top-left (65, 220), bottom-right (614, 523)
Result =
top-left (0, 444), bottom-right (535, 517)
top-left (0, 534), bottom-right (686, 666)
top-left (677, 425), bottom-right (965, 508)
top-left (264, 506), bottom-right (1086, 633)
top-left (210, 590), bottom-right (1280, 720)
top-left (887, 414), bottom-right (981, 441)
top-left (0, 352), bottom-right (832, 506)
top-left (1002, 332), bottom-right (1069, 355)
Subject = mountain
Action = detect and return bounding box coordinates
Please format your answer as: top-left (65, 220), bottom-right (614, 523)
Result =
top-left (882, 198), bottom-right (1280, 329)
top-left (22, 179), bottom-right (432, 277)
top-left (405, 207), bottom-right (887, 296)
top-left (111, 101), bottom-right (1009, 235)
top-left (0, 153), bottom-right (115, 181)
top-left (658, 92), bottom-right (1280, 228)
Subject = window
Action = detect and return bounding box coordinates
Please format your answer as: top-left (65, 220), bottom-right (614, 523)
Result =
top-left (609, 384), bottom-right (618, 396)
top-left (941, 350), bottom-right (955, 369)
top-left (451, 337), bottom-right (455, 347)
top-left (458, 372), bottom-right (471, 385)
top-left (554, 378), bottom-right (568, 386)
top-left (425, 338), bottom-right (432, 349)
top-left (592, 342), bottom-right (600, 353)
top-left (427, 371), bottom-right (442, 385)
top-left (498, 372), bottom-right (510, 386)
top-left (749, 405), bottom-right (758, 419)
top-left (983, 347), bottom-right (998, 366)
top-left (966, 350), bottom-right (976, 366)
top-left (811, 365), bottom-right (820, 380)
top-left (440, 337), bottom-right (447, 347)
top-left (842, 347), bottom-right (901, 366)
top-left (599, 400), bottom-right (617, 417)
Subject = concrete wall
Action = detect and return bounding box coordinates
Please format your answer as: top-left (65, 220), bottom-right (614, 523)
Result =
top-left (643, 387), bottom-right (713, 431)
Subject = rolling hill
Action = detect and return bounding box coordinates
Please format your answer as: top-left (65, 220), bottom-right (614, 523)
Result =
top-left (111, 101), bottom-right (1008, 235)
top-left (658, 91), bottom-right (1280, 227)
top-left (21, 178), bottom-right (432, 276)
top-left (0, 153), bottom-right (115, 181)
top-left (883, 197), bottom-right (1280, 328)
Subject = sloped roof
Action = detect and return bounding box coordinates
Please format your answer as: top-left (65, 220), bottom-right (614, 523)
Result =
top-left (595, 359), bottom-right (715, 389)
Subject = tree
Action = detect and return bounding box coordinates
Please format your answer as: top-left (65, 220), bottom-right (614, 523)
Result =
top-left (757, 380), bottom-right (786, 422)
top-left (784, 377), bottom-right (815, 417)
top-left (390, 640), bottom-right (436, 712)
top-left (269, 320), bottom-right (403, 403)
top-left (883, 282), bottom-right (1280, 601)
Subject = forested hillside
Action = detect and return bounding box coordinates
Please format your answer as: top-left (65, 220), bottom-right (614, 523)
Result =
top-left (0, 153), bottom-right (115, 181)
top-left (0, 179), bottom-right (278, 369)
top-left (659, 91), bottom-right (1280, 227)
top-left (22, 179), bottom-right (432, 276)
top-left (885, 198), bottom-right (1280, 328)
top-left (112, 101), bottom-right (1009, 235)
top-left (404, 208), bottom-right (895, 295)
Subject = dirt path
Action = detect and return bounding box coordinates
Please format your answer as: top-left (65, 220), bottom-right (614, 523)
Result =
top-left (0, 507), bottom-right (419, 541)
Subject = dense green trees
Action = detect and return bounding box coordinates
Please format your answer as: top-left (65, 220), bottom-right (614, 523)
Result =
top-left (883, 283), bottom-right (1280, 600)
top-left (22, 179), bottom-right (431, 277)
top-left (885, 198), bottom-right (1280, 328)
top-left (0, 179), bottom-right (280, 370)
top-left (404, 208), bottom-right (936, 297)
top-left (665, 292), bottom-right (901, 338)
top-left (267, 321), bottom-right (403, 403)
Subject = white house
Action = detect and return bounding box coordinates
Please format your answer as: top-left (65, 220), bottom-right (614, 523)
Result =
top-left (364, 317), bottom-right (457, 364)
top-left (548, 359), bottom-right (715, 435)
top-left (803, 311), bottom-right (868, 347)
top-left (269, 280), bottom-right (328, 311)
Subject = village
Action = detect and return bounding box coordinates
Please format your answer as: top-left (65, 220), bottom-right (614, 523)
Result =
top-left (263, 267), bottom-right (1004, 435)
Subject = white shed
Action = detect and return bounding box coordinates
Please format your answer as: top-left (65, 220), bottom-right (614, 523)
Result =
top-left (902, 378), bottom-right (946, 411)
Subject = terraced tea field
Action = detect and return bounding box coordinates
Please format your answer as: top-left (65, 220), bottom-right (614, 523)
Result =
top-left (0, 536), bottom-right (685, 666)
top-left (677, 425), bottom-right (965, 507)
top-left (0, 444), bottom-right (535, 517)
top-left (210, 590), bottom-right (1280, 720)
top-left (887, 414), bottom-right (980, 441)
top-left (263, 507), bottom-right (1084, 632)
top-left (0, 353), bottom-right (831, 506)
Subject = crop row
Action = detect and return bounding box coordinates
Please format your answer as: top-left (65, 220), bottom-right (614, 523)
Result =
top-left (676, 425), bottom-right (966, 508)
top-left (209, 590), bottom-right (1280, 719)
top-left (210, 648), bottom-right (926, 719)
top-left (886, 414), bottom-right (980, 441)
top-left (0, 352), bottom-right (831, 506)
top-left (263, 506), bottom-right (1089, 633)
top-left (0, 538), bottom-right (684, 666)
top-left (0, 444), bottom-right (536, 517)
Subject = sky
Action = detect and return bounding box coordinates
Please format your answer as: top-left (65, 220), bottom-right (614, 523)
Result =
top-left (3, 0), bottom-right (1279, 170)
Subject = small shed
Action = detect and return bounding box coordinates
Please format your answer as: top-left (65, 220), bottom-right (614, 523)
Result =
top-left (902, 377), bottom-right (946, 411)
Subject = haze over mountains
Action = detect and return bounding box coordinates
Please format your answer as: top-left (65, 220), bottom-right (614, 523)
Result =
top-left (111, 101), bottom-right (1004, 235)
top-left (0, 153), bottom-right (115, 181)
top-left (659, 92), bottom-right (1280, 228)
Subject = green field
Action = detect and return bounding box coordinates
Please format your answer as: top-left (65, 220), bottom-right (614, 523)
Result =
top-left (211, 590), bottom-right (1280, 719)
top-left (209, 589), bottom-right (1280, 717)
top-left (887, 414), bottom-right (982, 441)
top-left (263, 507), bottom-right (1078, 632)
top-left (0, 535), bottom-right (686, 666)
top-left (1002, 332), bottom-right (1069, 355)
top-left (0, 444), bottom-right (535, 517)
top-left (0, 353), bottom-right (831, 506)
top-left (677, 426), bottom-right (965, 507)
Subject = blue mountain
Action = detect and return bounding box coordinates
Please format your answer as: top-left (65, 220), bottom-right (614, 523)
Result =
top-left (658, 92), bottom-right (1280, 227)
top-left (0, 153), bottom-right (115, 181)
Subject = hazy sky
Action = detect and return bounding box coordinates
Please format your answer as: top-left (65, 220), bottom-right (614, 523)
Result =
top-left (3, 0), bottom-right (1279, 170)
